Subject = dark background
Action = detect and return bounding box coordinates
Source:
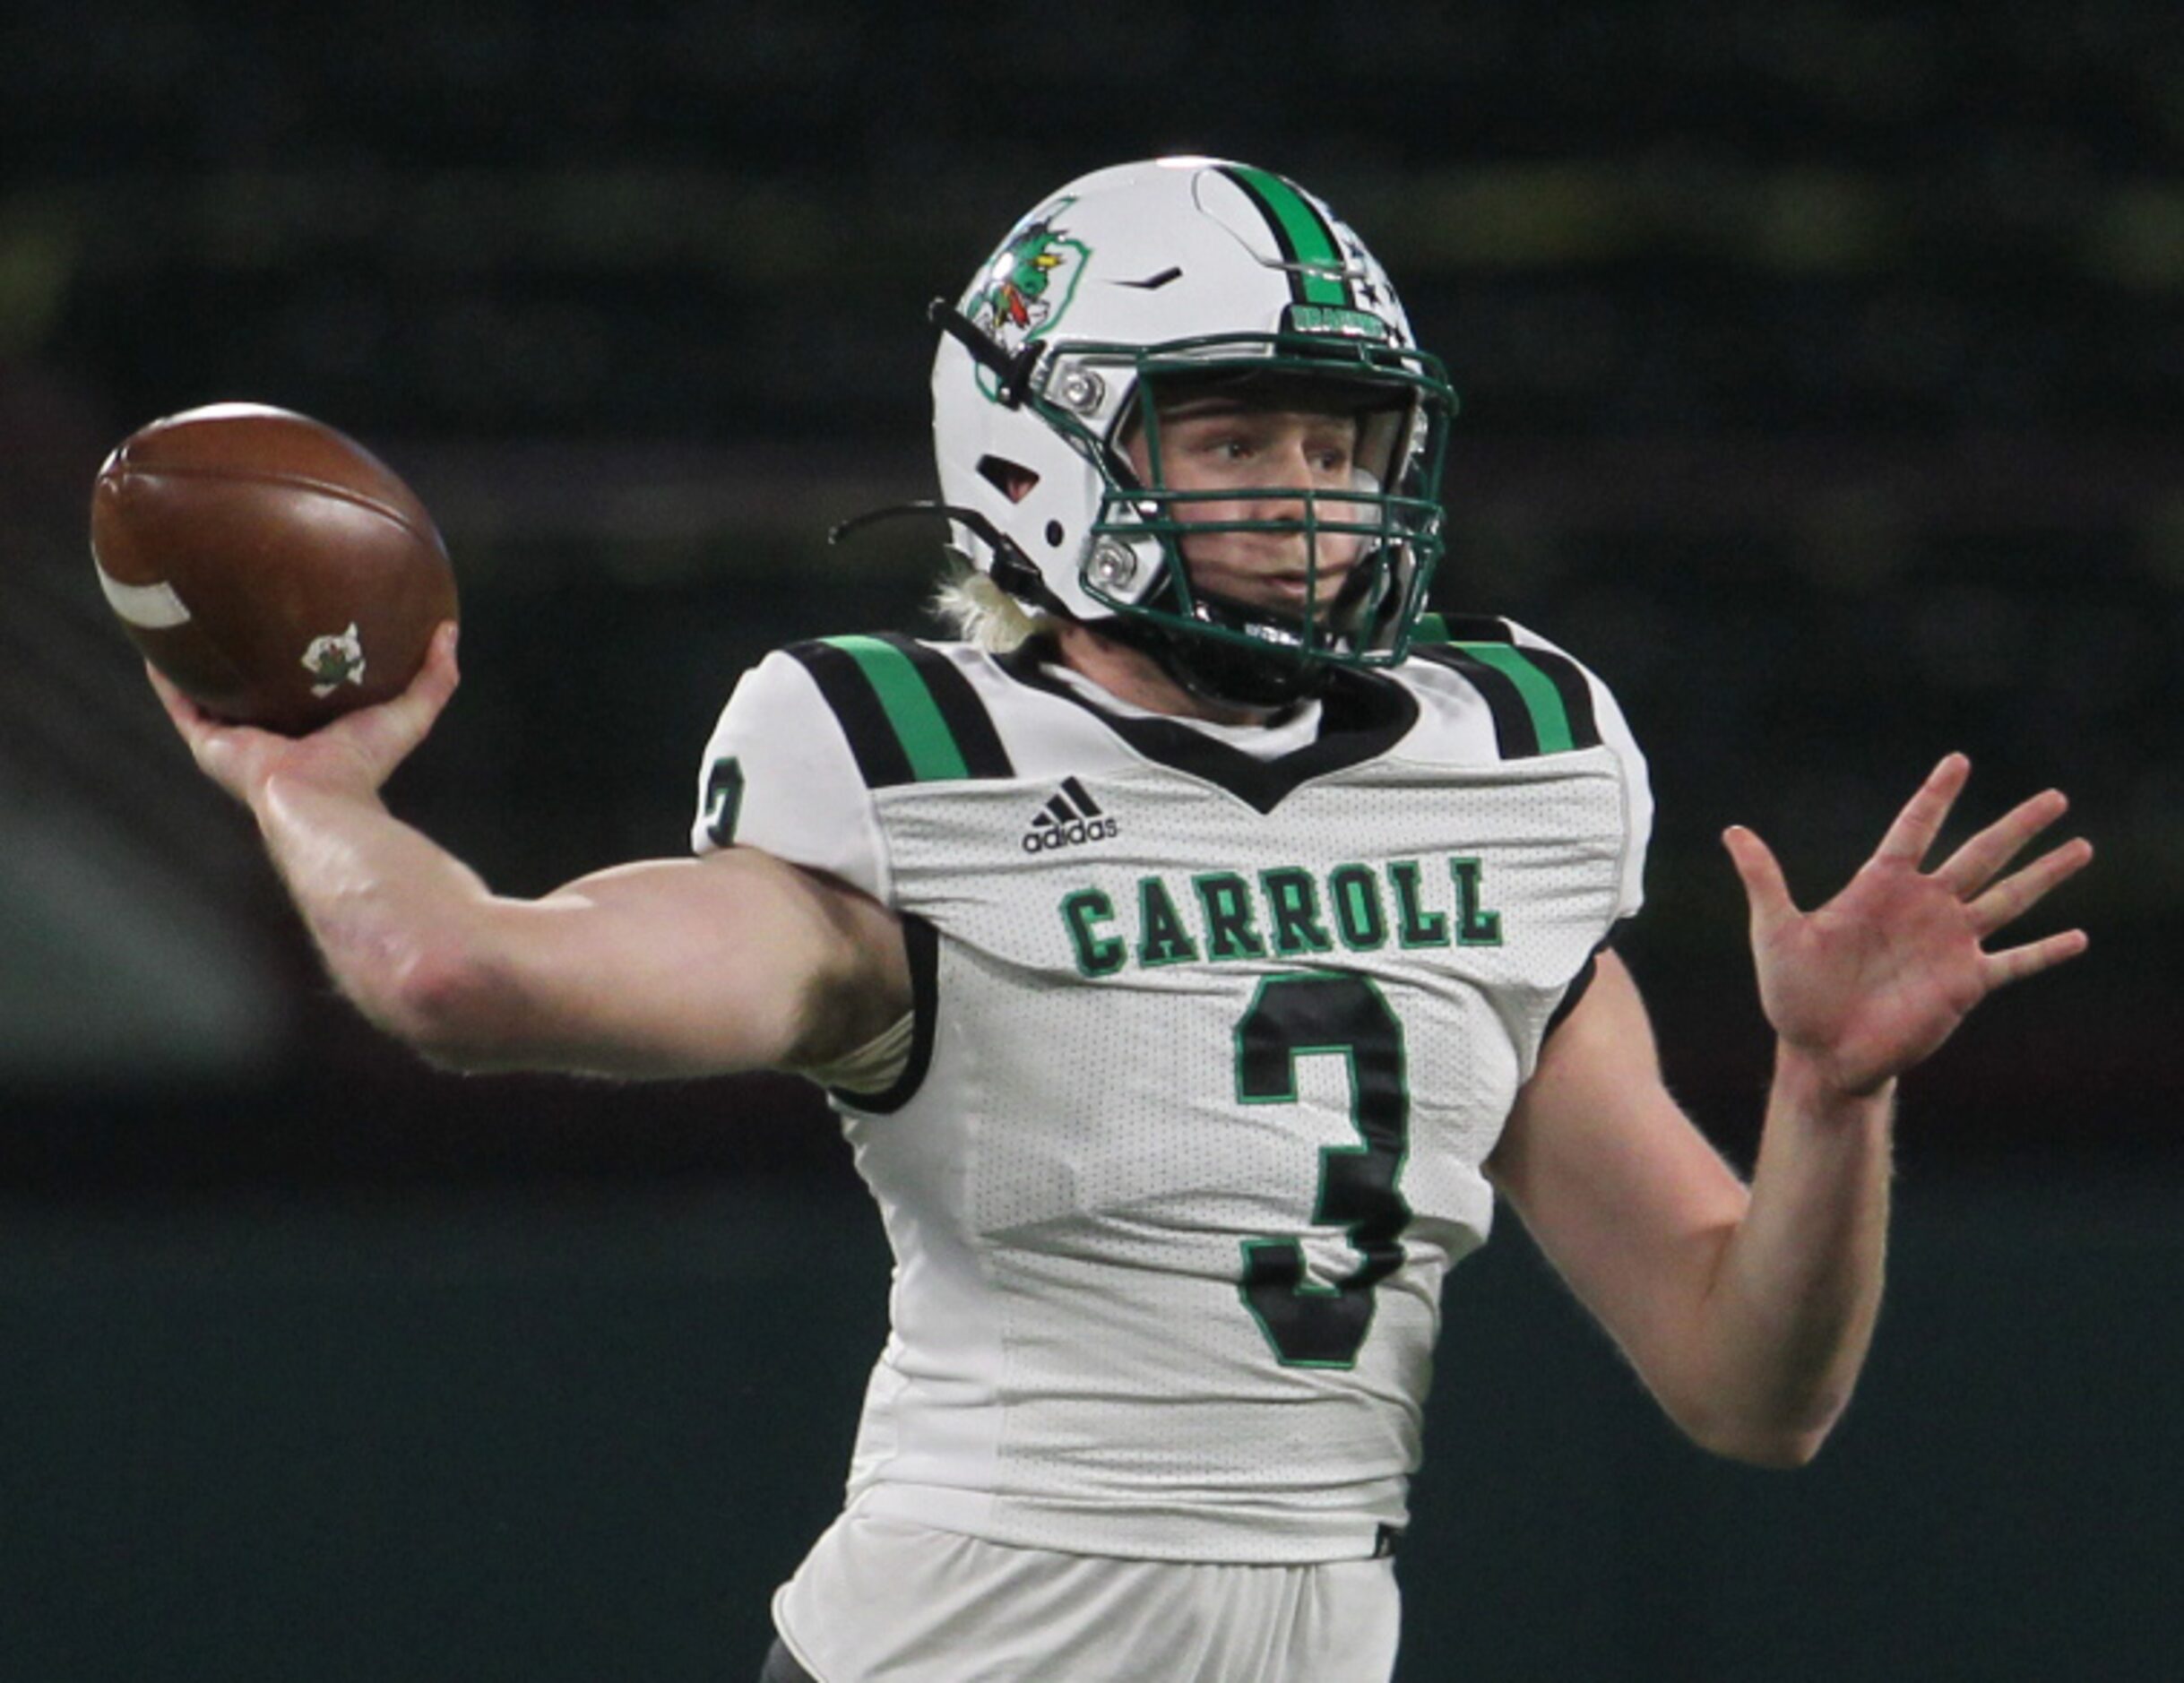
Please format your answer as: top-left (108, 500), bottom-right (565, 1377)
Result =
top-left (1, 4), bottom-right (2177, 1679)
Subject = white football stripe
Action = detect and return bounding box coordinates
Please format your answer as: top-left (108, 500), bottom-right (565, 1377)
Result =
top-left (95, 563), bottom-right (193, 629)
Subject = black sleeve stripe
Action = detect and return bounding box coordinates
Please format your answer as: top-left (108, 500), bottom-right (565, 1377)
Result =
top-left (832, 914), bottom-right (939, 1116)
top-left (1542, 947), bottom-right (1602, 1044)
top-left (1411, 639), bottom-right (1605, 758)
top-left (1411, 643), bottom-right (1542, 758)
top-left (1413, 612), bottom-right (1515, 645)
top-left (1507, 643), bottom-right (1601, 751)
top-left (868, 633), bottom-right (1014, 779)
top-left (784, 640), bottom-right (917, 788)
top-left (783, 636), bottom-right (1014, 788)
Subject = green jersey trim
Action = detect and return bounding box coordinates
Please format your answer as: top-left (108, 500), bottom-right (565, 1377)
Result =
top-left (787, 634), bottom-right (1014, 787)
top-left (1410, 619), bottom-right (1601, 757)
top-left (1456, 643), bottom-right (1577, 755)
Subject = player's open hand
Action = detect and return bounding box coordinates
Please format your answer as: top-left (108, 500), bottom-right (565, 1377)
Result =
top-left (1721, 754), bottom-right (2092, 1098)
top-left (150, 620), bottom-right (461, 809)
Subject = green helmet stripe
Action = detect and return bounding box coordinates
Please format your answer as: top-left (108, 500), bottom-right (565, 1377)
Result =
top-left (1222, 164), bottom-right (1351, 308)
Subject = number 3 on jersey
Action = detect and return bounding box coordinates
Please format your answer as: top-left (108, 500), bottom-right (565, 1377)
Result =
top-left (703, 755), bottom-right (745, 847)
top-left (1235, 971), bottom-right (1412, 1368)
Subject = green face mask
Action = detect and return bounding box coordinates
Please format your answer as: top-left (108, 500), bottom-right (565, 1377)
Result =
top-left (1065, 341), bottom-right (1456, 699)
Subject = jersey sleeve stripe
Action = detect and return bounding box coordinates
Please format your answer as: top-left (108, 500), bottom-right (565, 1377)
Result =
top-left (785, 641), bottom-right (919, 787)
top-left (830, 913), bottom-right (939, 1115)
top-left (1542, 946), bottom-right (1604, 1042)
top-left (789, 636), bottom-right (1014, 787)
top-left (1500, 643), bottom-right (1601, 751)
top-left (1411, 643), bottom-right (1539, 756)
top-left (829, 635), bottom-right (972, 781)
top-left (1455, 643), bottom-right (1576, 753)
top-left (1412, 611), bottom-right (1513, 645)
top-left (871, 634), bottom-right (1015, 779)
top-left (1412, 641), bottom-right (1602, 758)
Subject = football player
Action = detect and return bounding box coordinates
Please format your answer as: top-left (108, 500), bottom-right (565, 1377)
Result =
top-left (155, 159), bottom-right (2092, 1683)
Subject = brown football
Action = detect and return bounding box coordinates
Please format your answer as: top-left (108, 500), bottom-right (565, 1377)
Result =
top-left (91, 402), bottom-right (458, 734)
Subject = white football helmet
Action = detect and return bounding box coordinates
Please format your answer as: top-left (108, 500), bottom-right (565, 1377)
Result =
top-left (928, 156), bottom-right (1456, 704)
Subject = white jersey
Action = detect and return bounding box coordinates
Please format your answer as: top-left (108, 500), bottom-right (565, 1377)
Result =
top-left (690, 619), bottom-right (1651, 1565)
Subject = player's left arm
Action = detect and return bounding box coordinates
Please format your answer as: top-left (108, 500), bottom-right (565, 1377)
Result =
top-left (1487, 755), bottom-right (2092, 1467)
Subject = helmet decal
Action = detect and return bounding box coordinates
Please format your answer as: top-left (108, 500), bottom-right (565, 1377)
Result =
top-left (969, 198), bottom-right (1091, 399)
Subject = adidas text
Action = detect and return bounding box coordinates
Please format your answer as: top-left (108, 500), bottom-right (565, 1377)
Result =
top-left (1023, 781), bottom-right (1118, 852)
top-left (1023, 816), bottom-right (1120, 853)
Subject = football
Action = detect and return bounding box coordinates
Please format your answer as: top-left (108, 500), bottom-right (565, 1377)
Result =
top-left (91, 402), bottom-right (458, 735)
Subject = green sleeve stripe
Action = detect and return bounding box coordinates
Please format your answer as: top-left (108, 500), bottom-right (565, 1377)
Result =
top-left (824, 635), bottom-right (972, 781)
top-left (1455, 642), bottom-right (1576, 755)
top-left (1224, 164), bottom-right (1350, 307)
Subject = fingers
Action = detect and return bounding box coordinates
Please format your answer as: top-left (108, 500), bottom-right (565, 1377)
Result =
top-left (1936, 785), bottom-right (2071, 898)
top-left (311, 621), bottom-right (461, 784)
top-left (1981, 927), bottom-right (2091, 991)
top-left (378, 621), bottom-right (462, 738)
top-left (143, 660), bottom-right (238, 745)
top-left (146, 623), bottom-right (461, 804)
top-left (1905, 759), bottom-right (2091, 944)
top-left (145, 660), bottom-right (268, 798)
top-left (145, 659), bottom-right (242, 756)
top-left (1722, 824), bottom-right (1796, 940)
top-left (1968, 834), bottom-right (2094, 937)
top-left (144, 660), bottom-right (198, 732)
top-left (1873, 752), bottom-right (1972, 867)
top-left (419, 619), bottom-right (460, 694)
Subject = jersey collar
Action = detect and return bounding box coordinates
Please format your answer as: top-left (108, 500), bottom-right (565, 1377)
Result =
top-left (995, 641), bottom-right (1420, 815)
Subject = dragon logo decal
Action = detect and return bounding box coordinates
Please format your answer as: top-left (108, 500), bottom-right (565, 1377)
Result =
top-left (966, 196), bottom-right (1090, 399)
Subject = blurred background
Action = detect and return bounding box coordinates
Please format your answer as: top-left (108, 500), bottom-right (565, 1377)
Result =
top-left (1, 3), bottom-right (2177, 1679)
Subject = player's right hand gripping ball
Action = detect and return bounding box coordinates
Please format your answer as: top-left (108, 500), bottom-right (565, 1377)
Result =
top-left (91, 402), bottom-right (458, 735)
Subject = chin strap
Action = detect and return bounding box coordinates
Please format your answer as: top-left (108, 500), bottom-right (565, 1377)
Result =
top-left (1139, 549), bottom-right (1394, 712)
top-left (1098, 608), bottom-right (1333, 713)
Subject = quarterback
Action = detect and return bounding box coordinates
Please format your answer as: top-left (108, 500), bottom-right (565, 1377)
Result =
top-left (154, 160), bottom-right (2091, 1682)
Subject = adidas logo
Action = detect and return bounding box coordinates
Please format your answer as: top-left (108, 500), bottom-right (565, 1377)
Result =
top-left (1022, 777), bottom-right (1120, 853)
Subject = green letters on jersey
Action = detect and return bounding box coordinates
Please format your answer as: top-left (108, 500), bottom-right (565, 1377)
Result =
top-left (1058, 853), bottom-right (1505, 978)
